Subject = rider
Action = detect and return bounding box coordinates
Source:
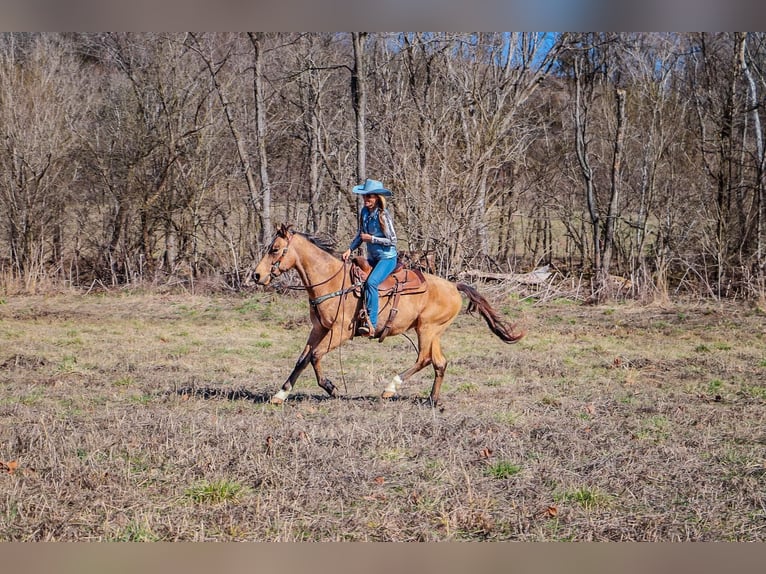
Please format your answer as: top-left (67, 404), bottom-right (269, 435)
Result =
top-left (341, 179), bottom-right (398, 337)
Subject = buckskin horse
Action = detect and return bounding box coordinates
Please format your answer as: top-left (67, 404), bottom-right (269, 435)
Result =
top-left (250, 224), bottom-right (525, 405)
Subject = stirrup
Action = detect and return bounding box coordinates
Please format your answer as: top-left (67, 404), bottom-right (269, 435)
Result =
top-left (355, 309), bottom-right (375, 338)
top-left (356, 323), bottom-right (370, 336)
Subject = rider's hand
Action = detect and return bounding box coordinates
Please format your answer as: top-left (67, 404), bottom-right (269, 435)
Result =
top-left (360, 233), bottom-right (372, 243)
top-left (342, 249), bottom-right (351, 261)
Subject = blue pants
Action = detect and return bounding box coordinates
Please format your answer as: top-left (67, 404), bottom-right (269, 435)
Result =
top-left (365, 257), bottom-right (397, 328)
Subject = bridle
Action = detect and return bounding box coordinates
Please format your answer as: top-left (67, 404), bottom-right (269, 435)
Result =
top-left (268, 233), bottom-right (294, 280)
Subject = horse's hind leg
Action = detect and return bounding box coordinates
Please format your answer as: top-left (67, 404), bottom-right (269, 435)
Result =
top-left (381, 329), bottom-right (436, 399)
top-left (382, 329), bottom-right (449, 405)
top-left (427, 337), bottom-right (448, 405)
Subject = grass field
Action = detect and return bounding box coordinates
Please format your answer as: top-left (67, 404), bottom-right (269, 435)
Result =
top-left (0, 289), bottom-right (764, 541)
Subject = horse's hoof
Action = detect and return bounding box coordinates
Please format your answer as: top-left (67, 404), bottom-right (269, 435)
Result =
top-left (381, 375), bottom-right (402, 399)
top-left (319, 379), bottom-right (338, 397)
top-left (270, 389), bottom-right (290, 404)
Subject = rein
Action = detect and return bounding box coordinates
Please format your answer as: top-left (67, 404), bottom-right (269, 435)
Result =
top-left (305, 262), bottom-right (352, 296)
top-left (270, 232), bottom-right (349, 295)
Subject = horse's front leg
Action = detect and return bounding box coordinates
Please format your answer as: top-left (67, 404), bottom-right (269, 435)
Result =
top-left (309, 326), bottom-right (350, 398)
top-left (270, 324), bottom-right (349, 404)
top-left (270, 343), bottom-right (313, 404)
top-left (270, 325), bottom-right (328, 404)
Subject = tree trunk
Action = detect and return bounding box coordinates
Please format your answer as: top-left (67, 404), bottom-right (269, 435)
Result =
top-left (599, 87), bottom-right (627, 295)
top-left (739, 33), bottom-right (765, 278)
top-left (352, 32), bottom-right (367, 193)
top-left (191, 34), bottom-right (263, 249)
top-left (573, 56), bottom-right (601, 285)
top-left (249, 32), bottom-right (272, 247)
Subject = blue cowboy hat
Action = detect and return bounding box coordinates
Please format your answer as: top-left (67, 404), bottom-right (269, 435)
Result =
top-left (352, 179), bottom-right (392, 197)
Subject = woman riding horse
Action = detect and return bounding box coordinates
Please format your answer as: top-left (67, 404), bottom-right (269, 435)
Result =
top-left (341, 179), bottom-right (398, 338)
top-left (251, 220), bottom-right (525, 405)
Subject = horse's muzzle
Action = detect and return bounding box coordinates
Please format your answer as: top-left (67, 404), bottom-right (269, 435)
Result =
top-left (251, 271), bottom-right (266, 286)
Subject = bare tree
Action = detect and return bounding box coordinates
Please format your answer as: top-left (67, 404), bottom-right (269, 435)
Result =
top-left (740, 33), bottom-right (766, 289)
top-left (248, 32), bottom-right (272, 245)
top-left (190, 33), bottom-right (266, 252)
top-left (352, 32), bottom-right (368, 191)
top-left (0, 34), bottom-right (90, 285)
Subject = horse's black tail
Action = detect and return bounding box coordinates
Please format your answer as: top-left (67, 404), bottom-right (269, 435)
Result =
top-left (456, 283), bottom-right (525, 343)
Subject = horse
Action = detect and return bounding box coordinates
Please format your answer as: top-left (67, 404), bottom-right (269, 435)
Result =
top-left (250, 223), bottom-right (525, 405)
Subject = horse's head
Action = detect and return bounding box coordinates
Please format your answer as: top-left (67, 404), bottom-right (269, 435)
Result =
top-left (251, 224), bottom-right (297, 286)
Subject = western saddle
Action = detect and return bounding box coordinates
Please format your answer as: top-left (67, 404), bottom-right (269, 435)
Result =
top-left (349, 256), bottom-right (427, 341)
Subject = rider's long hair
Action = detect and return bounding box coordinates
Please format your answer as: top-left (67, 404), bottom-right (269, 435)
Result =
top-left (378, 196), bottom-right (388, 236)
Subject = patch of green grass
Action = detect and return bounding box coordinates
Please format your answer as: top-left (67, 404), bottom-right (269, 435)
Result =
top-left (636, 415), bottom-right (671, 442)
top-left (235, 298), bottom-right (262, 314)
top-left (456, 382), bottom-right (478, 394)
top-left (545, 518), bottom-right (573, 541)
top-left (168, 344), bottom-right (193, 357)
top-left (18, 389), bottom-right (44, 406)
top-left (128, 393), bottom-right (153, 405)
top-left (739, 383), bottom-right (766, 400)
top-left (185, 479), bottom-right (246, 504)
top-left (257, 304), bottom-right (277, 322)
top-left (127, 454), bottom-right (150, 474)
top-left (113, 376), bottom-right (135, 387)
top-left (712, 342), bottom-right (732, 351)
top-left (379, 447), bottom-right (409, 461)
top-left (618, 393), bottom-right (635, 404)
top-left (486, 461), bottom-right (522, 479)
top-left (58, 354), bottom-right (79, 373)
top-left (556, 487), bottom-right (612, 510)
top-left (484, 377), bottom-right (505, 387)
top-left (115, 521), bottom-right (160, 542)
top-left (493, 410), bottom-right (521, 425)
top-left (419, 459), bottom-right (444, 481)
top-left (708, 379), bottom-right (724, 395)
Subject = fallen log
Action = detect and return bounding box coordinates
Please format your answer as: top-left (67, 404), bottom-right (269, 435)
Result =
top-left (459, 266), bottom-right (553, 285)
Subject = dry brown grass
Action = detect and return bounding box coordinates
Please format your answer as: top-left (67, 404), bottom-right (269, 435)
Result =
top-left (0, 290), bottom-right (764, 541)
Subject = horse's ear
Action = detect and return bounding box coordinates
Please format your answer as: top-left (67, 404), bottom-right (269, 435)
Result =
top-left (276, 223), bottom-right (291, 238)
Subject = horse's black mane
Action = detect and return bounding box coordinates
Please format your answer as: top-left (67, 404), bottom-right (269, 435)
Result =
top-left (296, 231), bottom-right (337, 256)
top-left (272, 224), bottom-right (337, 256)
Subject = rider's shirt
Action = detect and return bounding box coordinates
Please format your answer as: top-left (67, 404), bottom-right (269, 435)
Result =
top-left (349, 207), bottom-right (397, 262)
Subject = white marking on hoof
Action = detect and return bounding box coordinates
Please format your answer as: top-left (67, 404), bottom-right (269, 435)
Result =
top-left (381, 375), bottom-right (402, 399)
top-left (271, 389), bottom-right (289, 404)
